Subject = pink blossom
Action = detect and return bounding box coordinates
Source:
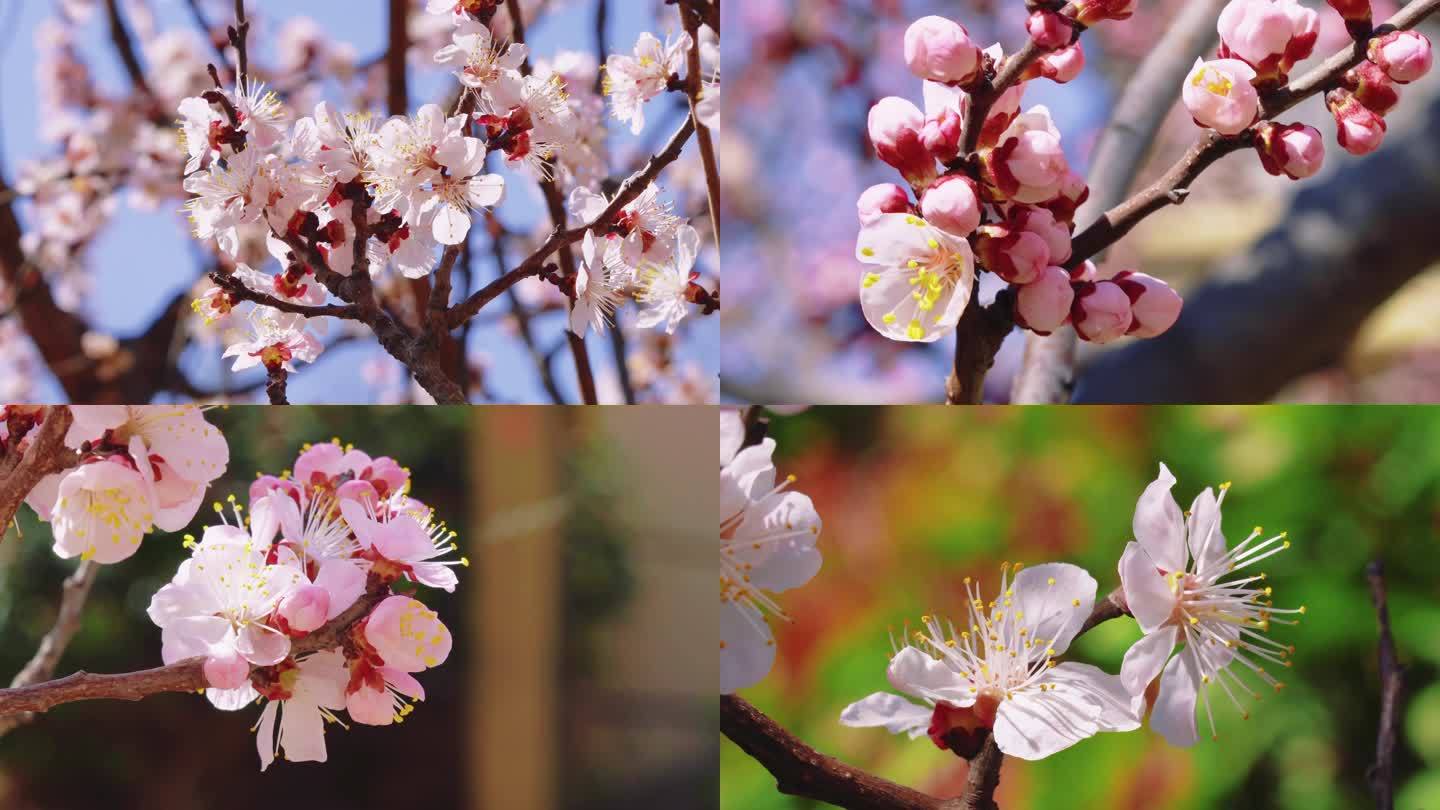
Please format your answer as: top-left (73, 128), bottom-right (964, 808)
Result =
top-left (1024, 43), bottom-right (1085, 84)
top-left (868, 97), bottom-right (935, 186)
top-left (1010, 206), bottom-right (1072, 265)
top-left (204, 647), bottom-right (252, 690)
top-left (974, 225), bottom-right (1049, 284)
top-left (903, 16), bottom-right (981, 85)
top-left (1040, 171), bottom-right (1090, 225)
top-left (1254, 122), bottom-right (1325, 179)
top-left (1072, 281), bottom-right (1134, 343)
top-left (1027, 11), bottom-right (1072, 50)
top-left (857, 184), bottom-right (911, 226)
top-left (346, 667), bottom-right (425, 726)
top-left (1113, 271), bottom-right (1183, 338)
top-left (341, 499), bottom-right (466, 592)
top-left (1327, 89), bottom-right (1386, 155)
top-left (1368, 30), bottom-right (1432, 83)
top-left (1217, 0), bottom-right (1294, 67)
top-left (364, 595), bottom-right (453, 672)
top-left (1014, 266), bottom-right (1075, 334)
top-left (920, 176), bottom-right (981, 237)
top-left (920, 81), bottom-right (969, 164)
top-left (986, 107), bottom-right (1070, 204)
top-left (1181, 58), bottom-right (1259, 135)
top-left (276, 584), bottom-right (331, 635)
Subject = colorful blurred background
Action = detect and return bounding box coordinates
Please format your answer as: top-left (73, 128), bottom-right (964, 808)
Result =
top-left (720, 0), bottom-right (1440, 403)
top-left (722, 406), bottom-right (1440, 809)
top-left (0, 406), bottom-right (716, 810)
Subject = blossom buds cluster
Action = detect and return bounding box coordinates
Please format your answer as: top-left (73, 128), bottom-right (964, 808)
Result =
top-left (146, 438), bottom-right (467, 770)
top-left (1215, 0), bottom-right (1318, 85)
top-left (19, 406), bottom-right (229, 564)
top-left (855, 14), bottom-right (1185, 350)
top-left (1322, 27), bottom-right (1431, 156)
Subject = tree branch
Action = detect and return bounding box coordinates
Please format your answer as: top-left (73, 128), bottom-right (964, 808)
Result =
top-left (946, 287), bottom-right (1014, 404)
top-left (724, 589), bottom-right (1133, 809)
top-left (208, 272), bottom-right (363, 320)
top-left (681, 0), bottom-right (721, 242)
top-left (0, 585), bottom-right (388, 720)
top-left (0, 406), bottom-right (78, 534)
top-left (0, 561), bottom-right (100, 737)
top-left (1367, 560), bottom-right (1403, 810)
top-left (960, 3), bottom-right (1077, 155)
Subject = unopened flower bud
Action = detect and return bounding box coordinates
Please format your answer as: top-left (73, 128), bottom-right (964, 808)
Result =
top-left (921, 175), bottom-right (981, 237)
top-left (1014, 265), bottom-right (1075, 334)
top-left (921, 105), bottom-right (965, 164)
top-left (973, 225), bottom-right (1048, 284)
top-left (1072, 280), bottom-right (1133, 343)
top-left (1039, 171), bottom-right (1090, 225)
top-left (868, 97), bottom-right (936, 186)
top-left (1254, 122), bottom-right (1324, 179)
top-left (1342, 60), bottom-right (1400, 115)
top-left (1009, 205), bottom-right (1072, 265)
top-left (1023, 42), bottom-right (1086, 84)
top-left (1027, 11), bottom-right (1071, 50)
top-left (277, 584), bottom-right (331, 635)
top-left (858, 183), bottom-right (911, 226)
top-left (1326, 88), bottom-right (1386, 155)
top-left (1182, 58), bottom-right (1260, 135)
top-left (204, 647), bottom-right (251, 690)
top-left (904, 16), bottom-right (981, 85)
top-left (1217, 0), bottom-right (1293, 67)
top-left (1069, 259), bottom-right (1098, 283)
top-left (1073, 0), bottom-right (1136, 26)
top-left (1368, 30), bottom-right (1432, 83)
top-left (1325, 0), bottom-right (1372, 37)
top-left (1112, 270), bottom-right (1183, 338)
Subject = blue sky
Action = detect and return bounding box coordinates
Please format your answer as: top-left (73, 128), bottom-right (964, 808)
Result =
top-left (1, 0), bottom-right (717, 403)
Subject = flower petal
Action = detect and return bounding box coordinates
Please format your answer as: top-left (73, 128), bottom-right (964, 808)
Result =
top-left (1118, 541), bottom-right (1176, 633)
top-left (1149, 649), bottom-right (1201, 747)
top-left (1012, 562), bottom-right (1095, 655)
top-left (1047, 661), bottom-right (1143, 732)
top-left (1186, 487), bottom-right (1229, 574)
top-left (1120, 624), bottom-right (1178, 696)
top-left (839, 693), bottom-right (933, 738)
top-left (992, 687), bottom-right (1096, 760)
top-left (1133, 463), bottom-right (1187, 572)
top-left (720, 602), bottom-right (774, 694)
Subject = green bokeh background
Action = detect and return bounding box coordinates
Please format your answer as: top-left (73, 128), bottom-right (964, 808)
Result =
top-left (722, 405), bottom-right (1440, 810)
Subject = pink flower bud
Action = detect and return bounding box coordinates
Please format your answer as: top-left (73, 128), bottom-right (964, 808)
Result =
top-left (1217, 0), bottom-right (1294, 67)
top-left (365, 594), bottom-right (453, 672)
top-left (1368, 30), bottom-right (1432, 83)
top-left (869, 97), bottom-right (936, 186)
top-left (1074, 0), bottom-right (1136, 26)
top-left (1327, 88), bottom-right (1386, 155)
top-left (1182, 58), bottom-right (1260, 135)
top-left (921, 105), bottom-right (965, 164)
top-left (1014, 265), bottom-right (1075, 334)
top-left (858, 183), bottom-right (911, 226)
top-left (347, 684), bottom-right (396, 726)
top-left (1342, 60), bottom-right (1400, 115)
top-left (1254, 122), bottom-right (1325, 179)
top-left (903, 16), bottom-right (981, 85)
top-left (1278, 0), bottom-right (1320, 70)
top-left (277, 584), bottom-right (331, 635)
top-left (921, 175), bottom-right (981, 237)
top-left (1069, 260), bottom-right (1098, 283)
top-left (976, 80), bottom-right (1025, 150)
top-left (1326, 0), bottom-right (1372, 26)
top-left (204, 647), bottom-right (251, 690)
top-left (973, 225), bottom-right (1049, 284)
top-left (987, 108), bottom-right (1070, 204)
top-left (1038, 171), bottom-right (1090, 224)
top-left (1027, 11), bottom-right (1071, 50)
top-left (1112, 270), bottom-right (1183, 338)
top-left (1023, 42), bottom-right (1085, 84)
top-left (1010, 205), bottom-right (1072, 264)
top-left (1072, 280), bottom-right (1134, 343)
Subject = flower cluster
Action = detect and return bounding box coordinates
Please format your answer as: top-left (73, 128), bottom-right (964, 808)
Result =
top-left (18, 406), bottom-right (229, 564)
top-left (720, 410), bottom-right (823, 694)
top-left (1185, 0), bottom-right (1431, 164)
top-left (839, 464), bottom-right (1299, 759)
top-left (857, 13), bottom-right (1184, 347)
top-left (147, 439), bottom-right (465, 769)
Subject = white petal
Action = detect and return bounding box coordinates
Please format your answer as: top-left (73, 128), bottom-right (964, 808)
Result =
top-left (1133, 463), bottom-right (1187, 572)
top-left (238, 622), bottom-right (292, 666)
top-left (207, 684), bottom-right (259, 711)
top-left (886, 646), bottom-right (972, 706)
top-left (1118, 541), bottom-right (1177, 633)
top-left (466, 174), bottom-right (505, 208)
top-left (1012, 562), bottom-right (1095, 655)
top-left (314, 559), bottom-right (367, 618)
top-left (855, 213), bottom-right (933, 266)
top-left (278, 699), bottom-right (329, 764)
top-left (1149, 650), bottom-right (1201, 747)
top-left (1047, 662), bottom-right (1143, 732)
top-left (992, 688), bottom-right (1096, 760)
top-left (720, 411), bottom-right (745, 466)
top-left (1120, 624), bottom-right (1177, 696)
top-left (839, 693), bottom-right (933, 738)
top-left (742, 493), bottom-right (822, 593)
top-left (859, 263), bottom-right (971, 344)
top-left (720, 602), bottom-right (775, 693)
top-left (431, 203), bottom-right (472, 245)
top-left (257, 701), bottom-right (279, 771)
top-left (1186, 487), bottom-right (1229, 574)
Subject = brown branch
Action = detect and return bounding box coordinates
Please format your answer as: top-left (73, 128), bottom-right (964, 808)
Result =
top-left (1065, 0), bottom-right (1440, 271)
top-left (0, 561), bottom-right (100, 736)
top-left (0, 586), bottom-right (388, 721)
top-left (208, 272), bottom-right (363, 320)
top-left (265, 365), bottom-right (289, 404)
top-left (681, 1), bottom-right (721, 242)
top-left (387, 0), bottom-right (409, 116)
top-left (227, 0), bottom-right (251, 88)
top-left (960, 4), bottom-right (1077, 155)
top-left (945, 287), bottom-right (1014, 404)
top-left (1367, 560), bottom-right (1404, 810)
top-left (103, 0), bottom-right (154, 99)
top-left (0, 406), bottom-right (78, 534)
top-left (725, 590), bottom-right (1133, 809)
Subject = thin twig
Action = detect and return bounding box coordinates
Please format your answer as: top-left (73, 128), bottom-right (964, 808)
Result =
top-left (681, 1), bottom-right (721, 242)
top-left (0, 561), bottom-right (101, 737)
top-left (207, 272), bottom-right (363, 320)
top-left (228, 0), bottom-right (250, 88)
top-left (1367, 560), bottom-right (1404, 810)
top-left (0, 406), bottom-right (79, 535)
top-left (387, 0), bottom-right (409, 116)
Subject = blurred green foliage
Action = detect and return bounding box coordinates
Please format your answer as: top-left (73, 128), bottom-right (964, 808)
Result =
top-left (721, 406), bottom-right (1440, 810)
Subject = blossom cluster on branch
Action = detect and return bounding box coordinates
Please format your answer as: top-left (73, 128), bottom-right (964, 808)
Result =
top-left (1, 405), bottom-right (463, 770)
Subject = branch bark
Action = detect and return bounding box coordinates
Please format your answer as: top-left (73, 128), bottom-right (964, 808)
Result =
top-left (0, 585), bottom-right (388, 721)
top-left (0, 406), bottom-right (78, 534)
top-left (681, 0), bottom-right (721, 242)
top-left (0, 561), bottom-right (100, 737)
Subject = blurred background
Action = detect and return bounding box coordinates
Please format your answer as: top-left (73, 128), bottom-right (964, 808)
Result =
top-left (720, 0), bottom-right (1440, 404)
top-left (722, 406), bottom-right (1440, 809)
top-left (0, 0), bottom-right (718, 405)
top-left (0, 406), bottom-right (717, 809)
